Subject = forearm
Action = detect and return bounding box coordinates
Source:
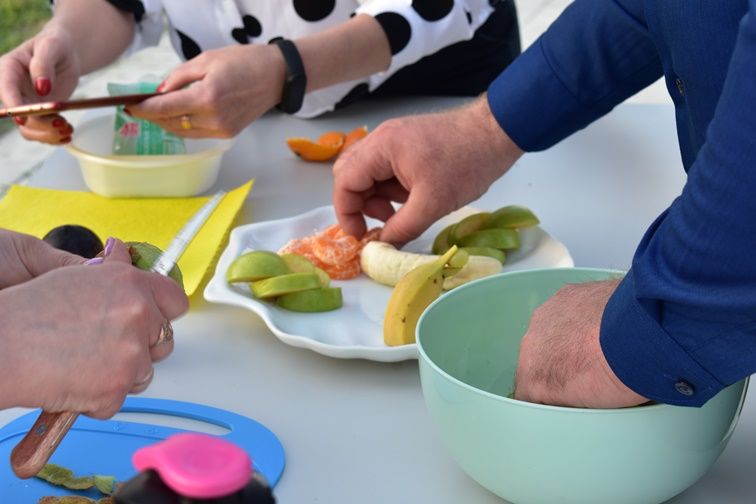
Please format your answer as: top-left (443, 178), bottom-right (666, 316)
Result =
top-left (46, 0), bottom-right (134, 74)
top-left (295, 14), bottom-right (391, 93)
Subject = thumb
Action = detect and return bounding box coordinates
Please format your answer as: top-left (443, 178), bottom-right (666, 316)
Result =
top-left (28, 35), bottom-right (67, 97)
top-left (380, 188), bottom-right (440, 246)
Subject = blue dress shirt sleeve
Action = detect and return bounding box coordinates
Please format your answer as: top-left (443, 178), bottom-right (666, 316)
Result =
top-left (487, 0), bottom-right (662, 151)
top-left (602, 2), bottom-right (756, 406)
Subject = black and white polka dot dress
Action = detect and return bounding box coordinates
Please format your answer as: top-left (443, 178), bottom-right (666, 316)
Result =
top-left (110, 0), bottom-right (510, 117)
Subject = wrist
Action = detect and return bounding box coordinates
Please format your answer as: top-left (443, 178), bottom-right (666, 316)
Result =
top-left (269, 39), bottom-right (307, 114)
top-left (462, 97), bottom-right (524, 178)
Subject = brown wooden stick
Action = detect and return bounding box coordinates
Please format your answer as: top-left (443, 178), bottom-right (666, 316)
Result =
top-left (0, 93), bottom-right (160, 119)
top-left (10, 411), bottom-right (79, 479)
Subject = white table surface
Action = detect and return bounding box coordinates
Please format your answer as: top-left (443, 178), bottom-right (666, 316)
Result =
top-left (2, 97), bottom-right (755, 503)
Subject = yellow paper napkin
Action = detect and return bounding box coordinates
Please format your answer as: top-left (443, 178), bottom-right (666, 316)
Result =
top-left (0, 181), bottom-right (253, 295)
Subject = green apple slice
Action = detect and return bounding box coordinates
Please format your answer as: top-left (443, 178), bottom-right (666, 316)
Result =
top-left (227, 250), bottom-right (290, 283)
top-left (251, 273), bottom-right (321, 299)
top-left (458, 229), bottom-right (520, 250)
top-left (486, 205), bottom-right (540, 229)
top-left (280, 253), bottom-right (331, 287)
top-left (461, 246), bottom-right (506, 263)
top-left (277, 287), bottom-right (343, 312)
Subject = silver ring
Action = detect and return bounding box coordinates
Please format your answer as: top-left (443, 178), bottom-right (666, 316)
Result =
top-left (131, 367), bottom-right (154, 394)
top-left (180, 114), bottom-right (192, 130)
top-left (155, 320), bottom-right (174, 347)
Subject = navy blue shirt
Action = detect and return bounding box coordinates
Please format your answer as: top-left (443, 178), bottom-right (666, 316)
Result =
top-left (487, 0), bottom-right (756, 406)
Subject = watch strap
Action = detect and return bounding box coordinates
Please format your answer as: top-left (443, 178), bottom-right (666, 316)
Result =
top-left (271, 39), bottom-right (307, 114)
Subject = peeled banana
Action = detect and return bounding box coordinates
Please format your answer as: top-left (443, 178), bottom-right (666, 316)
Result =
top-left (383, 246), bottom-right (462, 346)
top-left (361, 241), bottom-right (502, 290)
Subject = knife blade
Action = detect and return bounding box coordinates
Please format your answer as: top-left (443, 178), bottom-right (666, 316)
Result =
top-left (9, 190), bottom-right (227, 479)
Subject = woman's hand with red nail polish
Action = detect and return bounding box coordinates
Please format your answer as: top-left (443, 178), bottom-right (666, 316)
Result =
top-left (0, 27), bottom-right (80, 145)
top-left (127, 44), bottom-right (285, 139)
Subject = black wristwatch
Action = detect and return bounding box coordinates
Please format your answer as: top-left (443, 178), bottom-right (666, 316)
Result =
top-left (270, 39), bottom-right (307, 114)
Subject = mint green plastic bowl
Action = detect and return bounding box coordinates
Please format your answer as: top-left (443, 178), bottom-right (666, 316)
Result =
top-left (417, 268), bottom-right (747, 504)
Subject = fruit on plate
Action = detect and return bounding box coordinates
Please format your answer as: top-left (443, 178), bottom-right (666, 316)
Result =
top-left (278, 223), bottom-right (380, 280)
top-left (226, 250), bottom-right (290, 283)
top-left (43, 224), bottom-right (104, 259)
top-left (277, 287), bottom-right (343, 312)
top-left (280, 253), bottom-right (331, 287)
top-left (360, 241), bottom-right (502, 290)
top-left (227, 250), bottom-right (344, 312)
top-left (286, 126), bottom-right (369, 162)
top-left (383, 246), bottom-right (464, 346)
top-left (431, 205), bottom-right (540, 263)
top-left (485, 205), bottom-right (540, 229)
top-left (251, 272), bottom-right (322, 299)
top-left (127, 241), bottom-right (184, 289)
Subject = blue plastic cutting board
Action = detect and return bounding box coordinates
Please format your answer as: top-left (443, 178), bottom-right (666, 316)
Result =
top-left (0, 397), bottom-right (285, 501)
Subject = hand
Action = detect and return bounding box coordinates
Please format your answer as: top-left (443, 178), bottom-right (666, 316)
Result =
top-left (0, 230), bottom-right (87, 288)
top-left (127, 44), bottom-right (286, 138)
top-left (514, 279), bottom-right (648, 408)
top-left (0, 239), bottom-right (189, 418)
top-left (0, 27), bottom-right (80, 144)
top-left (332, 97), bottom-right (523, 245)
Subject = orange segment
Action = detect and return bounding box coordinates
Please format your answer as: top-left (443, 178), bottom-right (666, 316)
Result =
top-left (317, 131), bottom-right (346, 148)
top-left (342, 125), bottom-right (369, 151)
top-left (321, 257), bottom-right (361, 280)
top-left (286, 137), bottom-right (341, 162)
top-left (312, 233), bottom-right (360, 266)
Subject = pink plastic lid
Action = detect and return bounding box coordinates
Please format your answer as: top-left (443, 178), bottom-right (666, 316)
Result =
top-left (132, 433), bottom-right (253, 499)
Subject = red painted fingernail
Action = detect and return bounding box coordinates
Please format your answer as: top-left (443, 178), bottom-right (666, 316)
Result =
top-left (35, 77), bottom-right (52, 97)
top-left (52, 118), bottom-right (64, 128)
top-left (156, 82), bottom-right (166, 93)
top-left (60, 136), bottom-right (71, 144)
top-left (14, 117), bottom-right (26, 126)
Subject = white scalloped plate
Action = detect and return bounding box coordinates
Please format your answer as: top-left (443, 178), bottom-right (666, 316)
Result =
top-left (204, 205), bottom-right (574, 362)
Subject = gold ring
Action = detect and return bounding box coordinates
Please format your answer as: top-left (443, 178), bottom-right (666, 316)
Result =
top-left (180, 114), bottom-right (192, 130)
top-left (155, 320), bottom-right (174, 347)
top-left (130, 367), bottom-right (154, 394)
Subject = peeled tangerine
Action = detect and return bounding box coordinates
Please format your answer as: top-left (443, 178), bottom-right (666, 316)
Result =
top-left (286, 126), bottom-right (368, 162)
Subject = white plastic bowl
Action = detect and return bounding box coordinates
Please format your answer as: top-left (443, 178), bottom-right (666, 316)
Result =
top-left (65, 114), bottom-right (232, 197)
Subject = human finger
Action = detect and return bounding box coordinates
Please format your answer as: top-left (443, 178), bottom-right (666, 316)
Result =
top-left (149, 319), bottom-right (175, 363)
top-left (28, 35), bottom-right (68, 97)
top-left (99, 238), bottom-right (187, 320)
top-left (21, 235), bottom-right (89, 274)
top-left (332, 150), bottom-right (389, 238)
top-left (18, 114), bottom-right (73, 144)
top-left (362, 197), bottom-right (395, 223)
top-left (157, 57), bottom-right (207, 93)
top-left (127, 81), bottom-right (203, 121)
top-left (98, 237), bottom-right (133, 265)
top-left (129, 366), bottom-right (155, 395)
top-left (379, 186), bottom-right (439, 246)
top-left (0, 58), bottom-right (28, 111)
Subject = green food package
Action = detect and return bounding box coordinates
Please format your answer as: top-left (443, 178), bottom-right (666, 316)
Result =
top-left (108, 82), bottom-right (186, 156)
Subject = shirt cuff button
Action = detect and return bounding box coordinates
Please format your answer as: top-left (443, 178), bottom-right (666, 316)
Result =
top-left (675, 380), bottom-right (695, 396)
